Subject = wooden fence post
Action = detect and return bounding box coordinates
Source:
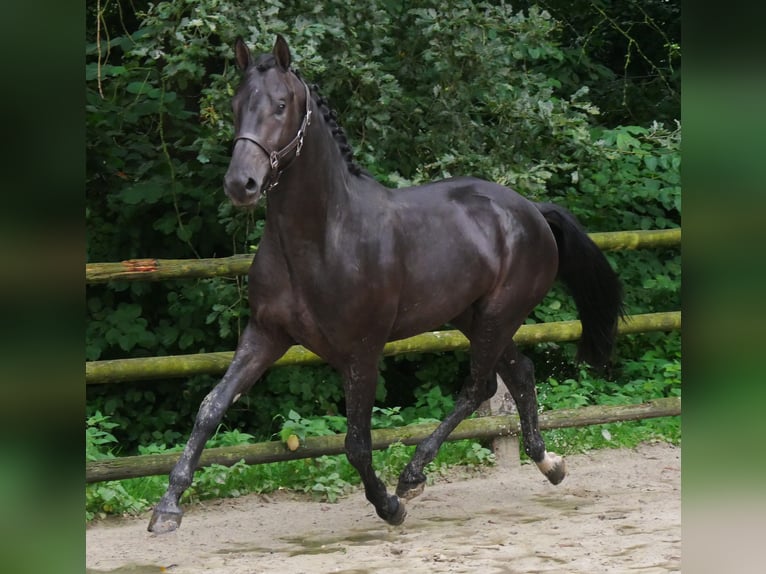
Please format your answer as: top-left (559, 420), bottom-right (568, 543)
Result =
top-left (477, 374), bottom-right (520, 468)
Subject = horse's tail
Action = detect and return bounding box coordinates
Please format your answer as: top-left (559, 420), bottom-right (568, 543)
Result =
top-left (535, 202), bottom-right (625, 368)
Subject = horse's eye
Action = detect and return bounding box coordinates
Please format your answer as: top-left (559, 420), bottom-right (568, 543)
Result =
top-left (276, 103), bottom-right (286, 114)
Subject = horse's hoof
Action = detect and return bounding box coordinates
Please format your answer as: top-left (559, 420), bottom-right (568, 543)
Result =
top-left (396, 480), bottom-right (426, 501)
top-left (396, 470), bottom-right (426, 500)
top-left (385, 496), bottom-right (407, 526)
top-left (536, 451), bottom-right (567, 485)
top-left (148, 507), bottom-right (183, 534)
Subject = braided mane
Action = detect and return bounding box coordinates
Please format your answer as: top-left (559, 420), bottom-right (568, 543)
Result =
top-left (306, 82), bottom-right (365, 177)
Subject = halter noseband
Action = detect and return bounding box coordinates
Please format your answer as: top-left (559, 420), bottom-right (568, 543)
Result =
top-left (232, 77), bottom-right (312, 193)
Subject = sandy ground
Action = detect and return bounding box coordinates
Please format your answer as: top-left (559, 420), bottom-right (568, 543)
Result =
top-left (86, 441), bottom-right (680, 573)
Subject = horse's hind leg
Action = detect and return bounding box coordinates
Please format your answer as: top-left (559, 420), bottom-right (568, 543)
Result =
top-left (395, 318), bottom-right (506, 500)
top-left (496, 343), bottom-right (567, 484)
top-left (148, 324), bottom-right (289, 533)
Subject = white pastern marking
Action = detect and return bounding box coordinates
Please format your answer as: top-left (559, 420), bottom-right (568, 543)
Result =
top-left (535, 451), bottom-right (561, 474)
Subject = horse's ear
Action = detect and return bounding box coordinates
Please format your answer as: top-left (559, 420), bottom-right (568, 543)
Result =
top-left (273, 34), bottom-right (292, 71)
top-left (234, 37), bottom-right (251, 71)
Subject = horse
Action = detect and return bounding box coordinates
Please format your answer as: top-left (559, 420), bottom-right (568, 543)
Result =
top-left (148, 35), bottom-right (624, 534)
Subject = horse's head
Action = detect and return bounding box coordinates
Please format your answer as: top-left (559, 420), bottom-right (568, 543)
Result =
top-left (224, 35), bottom-right (311, 207)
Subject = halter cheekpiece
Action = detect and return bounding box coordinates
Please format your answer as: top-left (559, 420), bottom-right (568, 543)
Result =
top-left (232, 76), bottom-right (312, 193)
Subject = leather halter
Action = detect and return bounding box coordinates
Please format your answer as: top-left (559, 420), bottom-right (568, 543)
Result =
top-left (232, 77), bottom-right (312, 193)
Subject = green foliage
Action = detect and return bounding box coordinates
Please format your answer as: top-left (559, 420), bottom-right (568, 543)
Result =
top-left (400, 385), bottom-right (456, 423)
top-left (576, 122), bottom-right (681, 231)
top-left (370, 406), bottom-right (405, 429)
top-left (535, 332), bottom-right (681, 456)
top-left (380, 351), bottom-right (467, 419)
top-left (85, 411), bottom-right (120, 462)
top-left (264, 366), bottom-right (345, 415)
top-left (517, 0), bottom-right (681, 127)
top-left (276, 409), bottom-right (347, 443)
top-left (85, 412), bottom-right (151, 519)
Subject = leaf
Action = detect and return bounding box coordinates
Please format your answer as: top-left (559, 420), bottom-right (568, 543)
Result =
top-left (85, 63), bottom-right (127, 82)
top-left (126, 81), bottom-right (149, 95)
top-left (288, 410), bottom-right (302, 422)
top-left (153, 213), bottom-right (178, 234)
top-left (119, 181), bottom-right (165, 205)
top-left (113, 303), bottom-right (142, 321)
top-left (176, 226), bottom-right (193, 242)
top-left (623, 125), bottom-right (648, 135)
top-left (643, 155), bottom-right (658, 171)
top-left (615, 131), bottom-right (641, 151)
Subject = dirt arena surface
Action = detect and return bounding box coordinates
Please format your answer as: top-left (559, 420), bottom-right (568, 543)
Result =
top-left (86, 441), bottom-right (680, 573)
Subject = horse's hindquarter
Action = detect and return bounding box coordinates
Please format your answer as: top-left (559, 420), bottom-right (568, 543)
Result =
top-left (387, 177), bottom-right (558, 339)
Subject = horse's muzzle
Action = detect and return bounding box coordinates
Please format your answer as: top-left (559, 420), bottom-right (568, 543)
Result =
top-left (223, 170), bottom-right (263, 207)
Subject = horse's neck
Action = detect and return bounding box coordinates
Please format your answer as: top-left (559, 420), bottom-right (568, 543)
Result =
top-left (265, 119), bottom-right (365, 250)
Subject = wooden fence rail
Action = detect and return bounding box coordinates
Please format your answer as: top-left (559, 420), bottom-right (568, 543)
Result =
top-left (86, 311), bottom-right (680, 384)
top-left (86, 397), bottom-right (680, 483)
top-left (85, 228), bottom-right (681, 284)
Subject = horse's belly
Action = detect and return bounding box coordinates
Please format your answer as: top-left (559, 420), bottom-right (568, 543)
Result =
top-left (388, 278), bottom-right (486, 341)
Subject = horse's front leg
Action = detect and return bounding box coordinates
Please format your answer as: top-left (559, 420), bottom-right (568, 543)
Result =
top-left (342, 361), bottom-right (407, 526)
top-left (148, 323), bottom-right (290, 533)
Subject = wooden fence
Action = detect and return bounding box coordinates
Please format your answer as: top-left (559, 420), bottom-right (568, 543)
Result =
top-left (85, 227), bottom-right (681, 483)
top-left (87, 398), bottom-right (680, 483)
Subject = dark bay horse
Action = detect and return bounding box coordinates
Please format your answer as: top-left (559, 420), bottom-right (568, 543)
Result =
top-left (148, 35), bottom-right (623, 533)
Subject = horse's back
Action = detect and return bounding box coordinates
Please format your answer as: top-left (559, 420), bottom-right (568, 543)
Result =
top-left (390, 176), bottom-right (555, 262)
top-left (382, 176), bottom-right (558, 339)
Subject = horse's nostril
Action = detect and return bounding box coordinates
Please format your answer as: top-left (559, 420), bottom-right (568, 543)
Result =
top-left (245, 178), bottom-right (256, 191)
